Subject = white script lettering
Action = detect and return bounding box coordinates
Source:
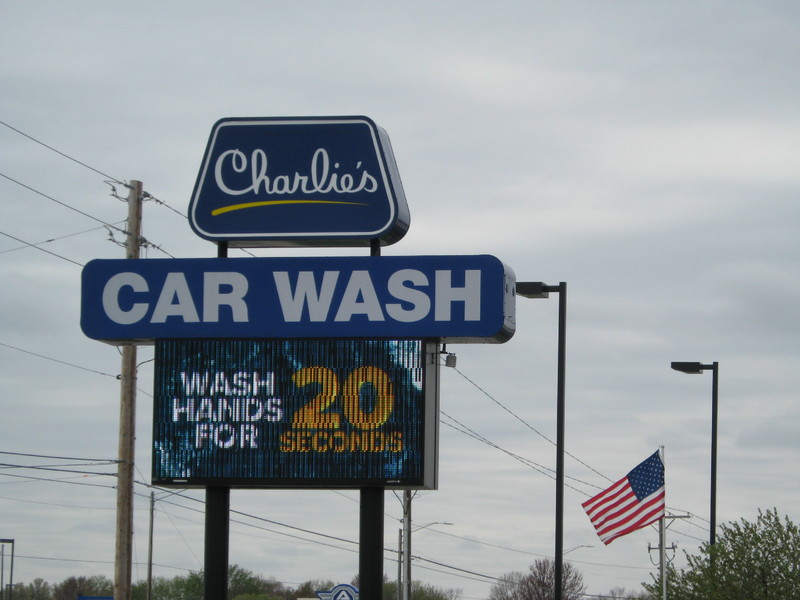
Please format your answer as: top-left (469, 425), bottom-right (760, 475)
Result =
top-left (214, 147), bottom-right (379, 196)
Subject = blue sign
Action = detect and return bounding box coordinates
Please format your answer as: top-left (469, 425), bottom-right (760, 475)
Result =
top-left (189, 116), bottom-right (410, 247)
top-left (80, 255), bottom-right (516, 343)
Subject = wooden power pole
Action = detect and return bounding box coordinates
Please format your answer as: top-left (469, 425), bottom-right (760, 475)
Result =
top-left (114, 180), bottom-right (142, 600)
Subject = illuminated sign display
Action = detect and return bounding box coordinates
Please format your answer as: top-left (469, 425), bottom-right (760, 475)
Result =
top-left (188, 116), bottom-right (410, 247)
top-left (81, 254), bottom-right (516, 344)
top-left (152, 339), bottom-right (439, 489)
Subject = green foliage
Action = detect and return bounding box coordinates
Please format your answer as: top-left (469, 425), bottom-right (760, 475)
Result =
top-left (643, 509), bottom-right (800, 600)
top-left (415, 581), bottom-right (462, 600)
top-left (292, 578), bottom-right (336, 599)
top-left (11, 578), bottom-right (52, 600)
top-left (10, 565), bottom-right (462, 600)
top-left (50, 575), bottom-right (113, 600)
top-left (603, 587), bottom-right (651, 599)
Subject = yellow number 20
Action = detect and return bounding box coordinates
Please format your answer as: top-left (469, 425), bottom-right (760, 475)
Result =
top-left (291, 366), bottom-right (394, 430)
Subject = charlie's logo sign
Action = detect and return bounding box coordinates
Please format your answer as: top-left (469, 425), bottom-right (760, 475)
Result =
top-left (189, 116), bottom-right (409, 247)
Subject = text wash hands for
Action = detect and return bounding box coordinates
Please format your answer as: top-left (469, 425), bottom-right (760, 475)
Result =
top-left (101, 269), bottom-right (483, 326)
top-left (172, 371), bottom-right (283, 450)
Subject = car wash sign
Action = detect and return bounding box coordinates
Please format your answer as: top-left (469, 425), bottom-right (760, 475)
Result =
top-left (81, 254), bottom-right (516, 343)
top-left (189, 116), bottom-right (410, 247)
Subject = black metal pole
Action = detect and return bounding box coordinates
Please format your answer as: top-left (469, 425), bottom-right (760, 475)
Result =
top-left (710, 362), bottom-right (718, 547)
top-left (204, 487), bottom-right (230, 600)
top-left (360, 488), bottom-right (385, 600)
top-left (205, 240), bottom-right (231, 600)
top-left (360, 239), bottom-right (385, 600)
top-left (554, 282), bottom-right (567, 600)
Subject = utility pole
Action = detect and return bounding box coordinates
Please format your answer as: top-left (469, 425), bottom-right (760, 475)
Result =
top-left (396, 529), bottom-right (403, 600)
top-left (648, 514), bottom-right (688, 600)
top-left (115, 180), bottom-right (142, 600)
top-left (147, 491), bottom-right (155, 600)
top-left (402, 490), bottom-right (411, 600)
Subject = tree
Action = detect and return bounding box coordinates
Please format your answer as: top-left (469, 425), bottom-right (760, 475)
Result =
top-left (51, 575), bottom-right (113, 600)
top-left (409, 580), bottom-right (462, 600)
top-left (292, 579), bottom-right (336, 599)
top-left (603, 587), bottom-right (650, 599)
top-left (12, 578), bottom-right (52, 600)
top-left (228, 565), bottom-right (286, 600)
top-left (643, 509), bottom-right (800, 600)
top-left (491, 559), bottom-right (586, 600)
top-left (489, 571), bottom-right (526, 600)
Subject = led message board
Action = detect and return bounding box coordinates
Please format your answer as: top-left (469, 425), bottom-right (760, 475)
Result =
top-left (152, 339), bottom-right (439, 489)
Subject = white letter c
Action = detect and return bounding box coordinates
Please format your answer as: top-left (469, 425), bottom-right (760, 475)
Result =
top-left (102, 272), bottom-right (149, 324)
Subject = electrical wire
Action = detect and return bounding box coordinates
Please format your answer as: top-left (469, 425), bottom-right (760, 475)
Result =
top-left (441, 410), bottom-right (601, 495)
top-left (452, 366), bottom-right (614, 483)
top-left (0, 223), bottom-right (125, 254)
top-left (0, 450), bottom-right (118, 462)
top-left (0, 229), bottom-right (84, 266)
top-left (0, 171), bottom-right (127, 234)
top-left (0, 341), bottom-right (118, 378)
top-left (0, 119), bottom-right (123, 183)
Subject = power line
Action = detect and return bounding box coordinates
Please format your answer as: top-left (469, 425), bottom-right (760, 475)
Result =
top-left (0, 463), bottom-right (117, 478)
top-left (0, 470), bottom-right (116, 489)
top-left (441, 410), bottom-right (600, 495)
top-left (0, 229), bottom-right (84, 266)
top-left (0, 171), bottom-right (126, 233)
top-left (0, 450), bottom-right (118, 462)
top-left (452, 366), bottom-right (614, 484)
top-left (1, 172), bottom-right (175, 259)
top-left (15, 553), bottom-right (192, 573)
top-left (0, 118), bottom-right (122, 183)
top-left (142, 191), bottom-right (187, 220)
top-left (0, 223), bottom-right (124, 254)
top-left (0, 121), bottom-right (188, 251)
top-left (0, 341), bottom-right (118, 377)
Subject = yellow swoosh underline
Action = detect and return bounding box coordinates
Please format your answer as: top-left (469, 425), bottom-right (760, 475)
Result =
top-left (211, 199), bottom-right (368, 216)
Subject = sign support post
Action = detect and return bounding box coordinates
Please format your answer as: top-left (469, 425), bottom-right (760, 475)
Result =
top-left (204, 240), bottom-right (231, 600)
top-left (359, 487), bottom-right (385, 600)
top-left (359, 239), bottom-right (385, 600)
top-left (204, 486), bottom-right (230, 600)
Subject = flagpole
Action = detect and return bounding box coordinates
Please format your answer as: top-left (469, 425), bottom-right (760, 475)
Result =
top-left (659, 445), bottom-right (666, 600)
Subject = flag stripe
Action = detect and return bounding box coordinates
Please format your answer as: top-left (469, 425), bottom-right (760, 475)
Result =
top-left (594, 489), bottom-right (665, 543)
top-left (599, 491), bottom-right (665, 544)
top-left (582, 477), bottom-right (628, 514)
top-left (593, 486), bottom-right (662, 533)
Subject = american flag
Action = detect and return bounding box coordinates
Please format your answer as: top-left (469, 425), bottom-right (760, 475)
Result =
top-left (582, 450), bottom-right (665, 544)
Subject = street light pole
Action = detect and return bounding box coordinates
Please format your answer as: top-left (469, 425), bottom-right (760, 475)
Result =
top-left (670, 361), bottom-right (719, 546)
top-left (398, 490), bottom-right (451, 600)
top-left (0, 540), bottom-right (13, 600)
top-left (516, 282), bottom-right (567, 600)
top-left (402, 490), bottom-right (411, 600)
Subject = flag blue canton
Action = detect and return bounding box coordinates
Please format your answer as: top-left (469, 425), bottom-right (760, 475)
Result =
top-left (627, 451), bottom-right (664, 500)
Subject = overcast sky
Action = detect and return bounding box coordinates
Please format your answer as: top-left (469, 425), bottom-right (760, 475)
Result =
top-left (1, 2), bottom-right (799, 599)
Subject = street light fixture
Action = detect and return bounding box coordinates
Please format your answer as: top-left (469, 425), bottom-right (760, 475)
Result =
top-left (670, 361), bottom-right (719, 546)
top-left (516, 282), bottom-right (567, 600)
top-left (413, 521), bottom-right (453, 533)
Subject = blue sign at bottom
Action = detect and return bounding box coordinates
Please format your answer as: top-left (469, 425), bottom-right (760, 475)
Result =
top-left (317, 584), bottom-right (359, 600)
